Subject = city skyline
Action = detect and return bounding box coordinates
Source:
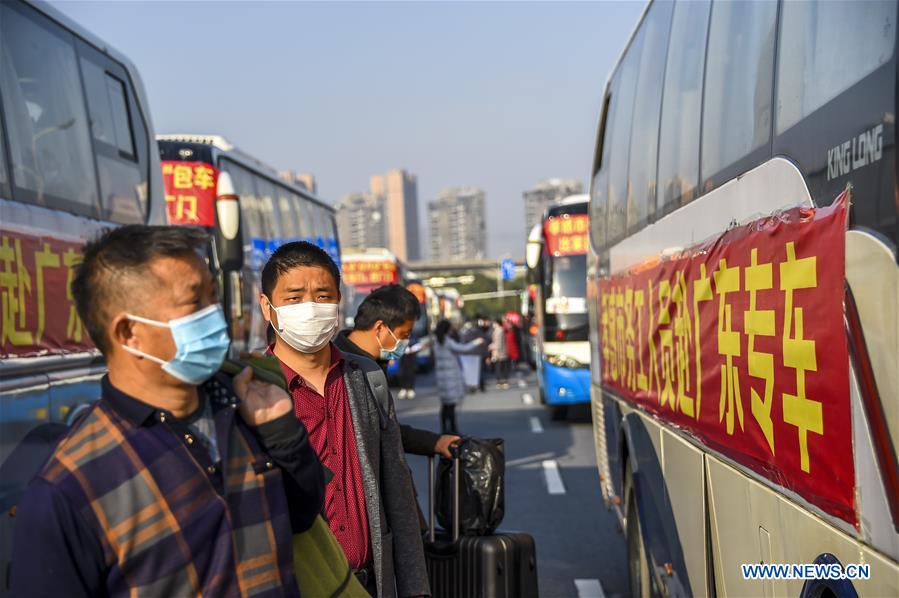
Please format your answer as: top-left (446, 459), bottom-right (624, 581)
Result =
top-left (50, 1), bottom-right (644, 257)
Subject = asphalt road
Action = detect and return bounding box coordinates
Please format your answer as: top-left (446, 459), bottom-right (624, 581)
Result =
top-left (394, 366), bottom-right (627, 598)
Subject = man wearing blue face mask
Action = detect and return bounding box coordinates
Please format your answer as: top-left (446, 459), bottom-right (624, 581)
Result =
top-left (334, 284), bottom-right (459, 459)
top-left (10, 226), bottom-right (324, 597)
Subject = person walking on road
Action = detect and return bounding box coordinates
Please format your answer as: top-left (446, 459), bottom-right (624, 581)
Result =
top-left (433, 319), bottom-right (484, 434)
top-left (334, 284), bottom-right (459, 459)
top-left (11, 226), bottom-right (325, 597)
top-left (259, 242), bottom-right (430, 598)
top-left (490, 317), bottom-right (511, 389)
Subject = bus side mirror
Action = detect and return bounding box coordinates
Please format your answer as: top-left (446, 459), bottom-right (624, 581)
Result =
top-left (214, 171), bottom-right (243, 272)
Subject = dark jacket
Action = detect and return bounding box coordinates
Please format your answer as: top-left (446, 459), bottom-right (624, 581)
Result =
top-left (335, 330), bottom-right (440, 456)
top-left (340, 351), bottom-right (431, 598)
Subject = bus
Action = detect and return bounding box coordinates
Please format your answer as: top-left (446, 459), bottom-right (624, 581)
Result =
top-left (340, 247), bottom-right (404, 327)
top-left (0, 0), bottom-right (166, 590)
top-left (587, 1), bottom-right (898, 596)
top-left (530, 196), bottom-right (591, 420)
top-left (157, 135), bottom-right (341, 353)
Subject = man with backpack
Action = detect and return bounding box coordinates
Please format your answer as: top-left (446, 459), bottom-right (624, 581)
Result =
top-left (259, 242), bottom-right (429, 598)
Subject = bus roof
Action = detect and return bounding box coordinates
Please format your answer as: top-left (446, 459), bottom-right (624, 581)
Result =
top-left (341, 248), bottom-right (401, 264)
top-left (156, 133), bottom-right (334, 213)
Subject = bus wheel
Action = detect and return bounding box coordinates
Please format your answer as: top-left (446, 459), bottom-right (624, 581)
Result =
top-left (550, 405), bottom-right (568, 421)
top-left (625, 467), bottom-right (651, 598)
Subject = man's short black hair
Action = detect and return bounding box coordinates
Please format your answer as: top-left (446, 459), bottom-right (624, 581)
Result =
top-left (353, 284), bottom-right (421, 331)
top-left (261, 241), bottom-right (341, 298)
top-left (71, 225), bottom-right (208, 354)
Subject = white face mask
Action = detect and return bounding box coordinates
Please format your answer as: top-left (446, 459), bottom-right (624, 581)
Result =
top-left (268, 300), bottom-right (338, 353)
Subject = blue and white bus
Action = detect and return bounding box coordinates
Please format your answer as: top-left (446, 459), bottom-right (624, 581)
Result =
top-left (530, 195), bottom-right (590, 419)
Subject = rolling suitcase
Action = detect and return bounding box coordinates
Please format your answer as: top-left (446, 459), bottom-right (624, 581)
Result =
top-left (424, 454), bottom-right (539, 598)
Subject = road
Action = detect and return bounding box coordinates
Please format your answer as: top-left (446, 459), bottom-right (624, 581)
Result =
top-left (394, 365), bottom-right (627, 598)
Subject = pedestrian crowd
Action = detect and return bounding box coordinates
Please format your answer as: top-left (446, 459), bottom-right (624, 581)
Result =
top-left (8, 225), bottom-right (524, 598)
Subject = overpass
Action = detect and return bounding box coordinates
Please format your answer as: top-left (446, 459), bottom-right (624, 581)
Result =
top-left (405, 258), bottom-right (525, 277)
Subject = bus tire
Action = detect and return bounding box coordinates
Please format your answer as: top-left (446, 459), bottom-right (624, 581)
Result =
top-left (624, 466), bottom-right (652, 598)
top-left (550, 405), bottom-right (568, 421)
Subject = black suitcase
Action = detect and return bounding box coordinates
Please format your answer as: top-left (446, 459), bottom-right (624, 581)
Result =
top-left (424, 455), bottom-right (539, 598)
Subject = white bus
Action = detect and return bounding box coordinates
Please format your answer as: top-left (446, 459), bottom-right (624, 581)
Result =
top-left (0, 0), bottom-right (166, 591)
top-left (588, 1), bottom-right (898, 596)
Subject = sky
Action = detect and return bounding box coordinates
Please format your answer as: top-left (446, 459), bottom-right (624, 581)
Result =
top-left (51, 0), bottom-right (645, 259)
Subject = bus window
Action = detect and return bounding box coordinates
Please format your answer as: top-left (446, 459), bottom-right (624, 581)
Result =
top-left (79, 53), bottom-right (147, 224)
top-left (296, 195), bottom-right (315, 243)
top-left (277, 187), bottom-right (299, 243)
top-left (223, 162), bottom-right (263, 267)
top-left (656, 0), bottom-right (711, 210)
top-left (701, 0), bottom-right (777, 186)
top-left (0, 116), bottom-right (9, 198)
top-left (777, 0), bottom-right (896, 133)
top-left (311, 204), bottom-right (326, 248)
top-left (626, 0), bottom-right (674, 230)
top-left (0, 2), bottom-right (99, 216)
top-left (590, 93), bottom-right (612, 250)
top-left (254, 176), bottom-right (280, 255)
top-left (607, 31), bottom-right (643, 245)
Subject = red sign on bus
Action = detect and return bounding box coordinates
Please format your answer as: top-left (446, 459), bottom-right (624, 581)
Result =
top-left (162, 160), bottom-right (217, 227)
top-left (597, 193), bottom-right (854, 524)
top-left (1, 229), bottom-right (94, 358)
top-left (343, 260), bottom-right (399, 287)
top-left (545, 213), bottom-right (589, 256)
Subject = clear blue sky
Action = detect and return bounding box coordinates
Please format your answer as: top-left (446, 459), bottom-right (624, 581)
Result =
top-left (52, 0), bottom-right (644, 259)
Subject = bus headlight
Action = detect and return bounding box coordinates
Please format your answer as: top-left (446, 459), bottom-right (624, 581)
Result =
top-left (546, 354), bottom-right (585, 369)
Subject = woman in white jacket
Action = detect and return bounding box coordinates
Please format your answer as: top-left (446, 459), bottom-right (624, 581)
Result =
top-left (433, 319), bottom-right (484, 434)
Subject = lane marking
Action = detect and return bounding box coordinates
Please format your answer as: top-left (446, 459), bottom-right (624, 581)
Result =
top-left (574, 578), bottom-right (606, 598)
top-left (529, 416), bottom-right (544, 433)
top-left (518, 379), bottom-right (528, 388)
top-left (521, 393), bottom-right (534, 405)
top-left (541, 459), bottom-right (566, 495)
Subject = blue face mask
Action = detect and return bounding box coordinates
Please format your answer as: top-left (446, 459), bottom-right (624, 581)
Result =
top-left (122, 304), bottom-right (230, 385)
top-left (378, 326), bottom-right (409, 361)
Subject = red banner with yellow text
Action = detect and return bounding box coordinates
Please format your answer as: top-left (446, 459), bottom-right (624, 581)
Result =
top-left (545, 213), bottom-right (589, 256)
top-left (598, 193), bottom-right (854, 524)
top-left (162, 160), bottom-right (218, 227)
top-left (343, 260), bottom-right (399, 287)
top-left (1, 229), bottom-right (93, 358)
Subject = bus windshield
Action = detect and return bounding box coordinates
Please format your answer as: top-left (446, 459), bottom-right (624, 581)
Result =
top-left (542, 252), bottom-right (587, 342)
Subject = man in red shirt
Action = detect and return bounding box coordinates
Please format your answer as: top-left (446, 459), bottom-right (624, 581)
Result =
top-left (258, 242), bottom-right (429, 598)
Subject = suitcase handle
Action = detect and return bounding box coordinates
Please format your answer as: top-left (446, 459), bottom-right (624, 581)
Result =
top-left (427, 453), bottom-right (461, 543)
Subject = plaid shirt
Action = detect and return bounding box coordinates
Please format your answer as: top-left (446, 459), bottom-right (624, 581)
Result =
top-left (11, 375), bottom-right (299, 597)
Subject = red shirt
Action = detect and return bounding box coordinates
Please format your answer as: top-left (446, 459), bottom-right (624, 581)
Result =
top-left (273, 344), bottom-right (371, 569)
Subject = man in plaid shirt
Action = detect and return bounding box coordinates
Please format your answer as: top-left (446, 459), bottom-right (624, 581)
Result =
top-left (10, 226), bottom-right (325, 597)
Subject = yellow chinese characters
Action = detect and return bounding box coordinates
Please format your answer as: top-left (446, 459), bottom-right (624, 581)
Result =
top-left (0, 235), bottom-right (86, 350)
top-left (599, 238), bottom-right (824, 474)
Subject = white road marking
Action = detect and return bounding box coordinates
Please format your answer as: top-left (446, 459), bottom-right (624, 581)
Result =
top-left (529, 416), bottom-right (544, 433)
top-left (518, 379), bottom-right (528, 388)
top-left (542, 459), bottom-right (566, 495)
top-left (521, 393), bottom-right (534, 405)
top-left (574, 578), bottom-right (606, 598)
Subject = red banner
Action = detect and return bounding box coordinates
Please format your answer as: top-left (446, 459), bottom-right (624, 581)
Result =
top-left (1, 229), bottom-right (94, 358)
top-left (162, 160), bottom-right (217, 227)
top-left (343, 260), bottom-right (399, 287)
top-left (597, 193), bottom-right (854, 524)
top-left (545, 213), bottom-right (589, 256)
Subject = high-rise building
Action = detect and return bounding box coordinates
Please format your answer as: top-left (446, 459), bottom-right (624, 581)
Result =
top-left (335, 192), bottom-right (387, 249)
top-left (523, 178), bottom-right (584, 234)
top-left (278, 170), bottom-right (317, 194)
top-left (370, 169), bottom-right (420, 261)
top-left (428, 187), bottom-right (486, 261)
